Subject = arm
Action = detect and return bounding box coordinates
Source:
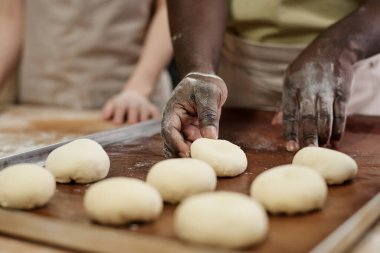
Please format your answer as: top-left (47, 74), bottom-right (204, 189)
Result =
top-left (0, 0), bottom-right (24, 88)
top-left (282, 0), bottom-right (380, 151)
top-left (168, 0), bottom-right (227, 77)
top-left (103, 0), bottom-right (173, 124)
top-left (161, 0), bottom-right (228, 158)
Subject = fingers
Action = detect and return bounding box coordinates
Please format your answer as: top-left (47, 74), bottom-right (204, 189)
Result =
top-left (271, 111), bottom-right (283, 126)
top-left (102, 101), bottom-right (114, 120)
top-left (317, 96), bottom-right (333, 145)
top-left (114, 106), bottom-right (126, 125)
top-left (282, 82), bottom-right (300, 152)
top-left (195, 85), bottom-right (221, 139)
top-left (127, 106), bottom-right (138, 124)
top-left (182, 122), bottom-right (202, 142)
top-left (103, 91), bottom-right (161, 125)
top-left (331, 97), bottom-right (347, 141)
top-left (161, 110), bottom-right (190, 158)
top-left (139, 107), bottom-right (149, 122)
top-left (300, 97), bottom-right (318, 147)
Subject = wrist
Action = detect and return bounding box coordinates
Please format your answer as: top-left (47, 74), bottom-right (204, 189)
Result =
top-left (184, 71), bottom-right (228, 100)
top-left (185, 72), bottom-right (224, 82)
top-left (123, 76), bottom-right (156, 97)
top-left (313, 2), bottom-right (380, 63)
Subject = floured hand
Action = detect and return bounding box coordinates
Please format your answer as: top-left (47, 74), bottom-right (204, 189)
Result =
top-left (103, 90), bottom-right (159, 125)
top-left (161, 73), bottom-right (228, 158)
top-left (282, 38), bottom-right (354, 151)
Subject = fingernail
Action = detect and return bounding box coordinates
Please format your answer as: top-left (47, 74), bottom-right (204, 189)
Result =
top-left (179, 151), bottom-right (189, 158)
top-left (201, 126), bottom-right (218, 139)
top-left (286, 141), bottom-right (299, 152)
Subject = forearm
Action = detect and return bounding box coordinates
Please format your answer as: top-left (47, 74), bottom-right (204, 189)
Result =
top-left (308, 0), bottom-right (380, 64)
top-left (167, 0), bottom-right (227, 77)
top-left (126, 0), bottom-right (172, 96)
top-left (0, 0), bottom-right (24, 87)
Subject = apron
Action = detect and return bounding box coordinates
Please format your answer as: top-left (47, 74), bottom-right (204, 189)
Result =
top-left (219, 33), bottom-right (380, 116)
top-left (19, 0), bottom-right (171, 110)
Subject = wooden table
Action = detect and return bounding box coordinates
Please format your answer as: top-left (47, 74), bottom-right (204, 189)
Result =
top-left (0, 106), bottom-right (379, 253)
top-left (0, 105), bottom-right (117, 253)
top-left (0, 105), bottom-right (115, 157)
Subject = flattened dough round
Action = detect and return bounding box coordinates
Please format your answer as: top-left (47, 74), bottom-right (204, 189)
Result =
top-left (292, 147), bottom-right (358, 185)
top-left (190, 138), bottom-right (247, 177)
top-left (84, 177), bottom-right (162, 225)
top-left (250, 164), bottom-right (327, 214)
top-left (174, 191), bottom-right (268, 248)
top-left (46, 139), bottom-right (110, 183)
top-left (0, 164), bottom-right (56, 209)
top-left (146, 158), bottom-right (216, 203)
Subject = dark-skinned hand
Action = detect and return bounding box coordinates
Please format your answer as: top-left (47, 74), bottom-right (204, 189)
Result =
top-left (161, 73), bottom-right (228, 158)
top-left (282, 38), bottom-right (354, 151)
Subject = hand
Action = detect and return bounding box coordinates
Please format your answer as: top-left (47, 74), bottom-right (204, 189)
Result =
top-left (282, 39), bottom-right (354, 151)
top-left (161, 73), bottom-right (228, 158)
top-left (102, 90), bottom-right (159, 125)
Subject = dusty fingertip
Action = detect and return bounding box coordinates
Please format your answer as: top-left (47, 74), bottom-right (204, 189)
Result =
top-left (178, 151), bottom-right (190, 158)
top-left (201, 126), bottom-right (218, 139)
top-left (286, 141), bottom-right (299, 152)
top-left (271, 111), bottom-right (283, 126)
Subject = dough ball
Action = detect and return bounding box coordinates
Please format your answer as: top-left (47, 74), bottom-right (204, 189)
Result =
top-left (174, 191), bottom-right (268, 249)
top-left (146, 158), bottom-right (216, 203)
top-left (292, 147), bottom-right (358, 185)
top-left (84, 177), bottom-right (162, 225)
top-left (46, 138), bottom-right (110, 183)
top-left (250, 164), bottom-right (327, 214)
top-left (190, 138), bottom-right (247, 177)
top-left (0, 164), bottom-right (56, 209)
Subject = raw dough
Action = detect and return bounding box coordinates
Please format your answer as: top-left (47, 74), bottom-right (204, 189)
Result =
top-left (0, 164), bottom-right (56, 209)
top-left (146, 158), bottom-right (216, 203)
top-left (84, 177), bottom-right (162, 225)
top-left (174, 191), bottom-right (268, 248)
top-left (190, 138), bottom-right (247, 177)
top-left (45, 138), bottom-right (110, 183)
top-left (250, 164), bottom-right (327, 214)
top-left (292, 147), bottom-right (358, 185)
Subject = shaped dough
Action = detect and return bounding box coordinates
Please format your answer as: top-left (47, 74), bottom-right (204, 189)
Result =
top-left (250, 164), bottom-right (327, 214)
top-left (292, 147), bottom-right (358, 185)
top-left (146, 158), bottom-right (216, 203)
top-left (46, 139), bottom-right (110, 183)
top-left (84, 177), bottom-right (162, 225)
top-left (0, 164), bottom-right (56, 209)
top-left (174, 191), bottom-right (268, 248)
top-left (190, 138), bottom-right (247, 177)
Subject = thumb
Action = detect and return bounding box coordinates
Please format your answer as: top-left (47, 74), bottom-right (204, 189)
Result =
top-left (271, 111), bottom-right (283, 126)
top-left (195, 89), bottom-right (221, 139)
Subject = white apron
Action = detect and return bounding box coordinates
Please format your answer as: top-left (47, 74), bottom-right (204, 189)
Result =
top-left (19, 0), bottom-right (171, 110)
top-left (219, 33), bottom-right (380, 116)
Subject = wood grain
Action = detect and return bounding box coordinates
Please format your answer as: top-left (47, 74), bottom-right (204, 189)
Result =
top-left (311, 192), bottom-right (380, 253)
top-left (0, 209), bottom-right (227, 253)
top-left (0, 109), bottom-right (379, 253)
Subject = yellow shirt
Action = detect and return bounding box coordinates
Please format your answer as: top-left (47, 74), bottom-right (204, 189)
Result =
top-left (228, 0), bottom-right (363, 45)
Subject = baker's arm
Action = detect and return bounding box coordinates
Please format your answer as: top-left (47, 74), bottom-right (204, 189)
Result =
top-left (103, 0), bottom-right (173, 124)
top-left (161, 0), bottom-right (228, 158)
top-left (283, 0), bottom-right (380, 151)
top-left (0, 0), bottom-right (24, 88)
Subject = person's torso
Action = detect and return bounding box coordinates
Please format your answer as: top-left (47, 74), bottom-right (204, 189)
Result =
top-left (20, 0), bottom-right (154, 109)
top-left (228, 0), bottom-right (363, 45)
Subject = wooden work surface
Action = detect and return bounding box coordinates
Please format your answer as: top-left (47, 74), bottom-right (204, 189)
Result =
top-left (0, 105), bottom-right (115, 157)
top-left (1, 108), bottom-right (380, 253)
